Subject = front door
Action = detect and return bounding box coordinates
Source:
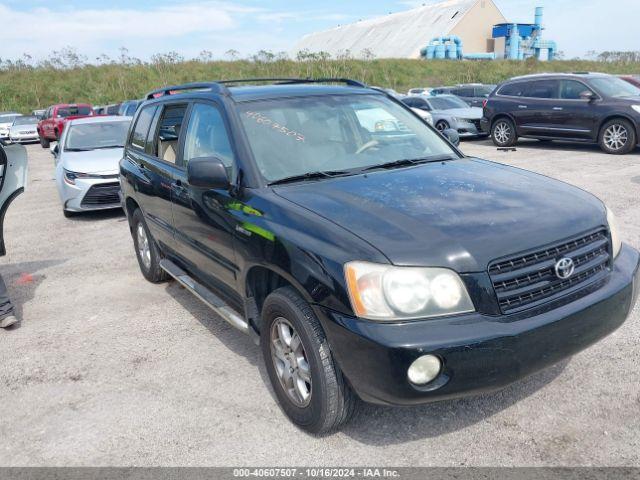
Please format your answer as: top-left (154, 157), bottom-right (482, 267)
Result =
top-left (170, 101), bottom-right (240, 300)
top-left (551, 80), bottom-right (600, 140)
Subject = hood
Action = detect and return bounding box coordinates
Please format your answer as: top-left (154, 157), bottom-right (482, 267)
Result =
top-left (61, 148), bottom-right (123, 174)
top-left (436, 107), bottom-right (483, 120)
top-left (10, 123), bottom-right (38, 131)
top-left (274, 159), bottom-right (606, 272)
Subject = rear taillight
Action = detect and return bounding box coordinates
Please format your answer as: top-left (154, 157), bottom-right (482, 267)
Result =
top-left (482, 99), bottom-right (488, 108)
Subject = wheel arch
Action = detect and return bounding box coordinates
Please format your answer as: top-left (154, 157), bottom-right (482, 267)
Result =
top-left (597, 114), bottom-right (639, 142)
top-left (243, 264), bottom-right (315, 332)
top-left (490, 113), bottom-right (517, 130)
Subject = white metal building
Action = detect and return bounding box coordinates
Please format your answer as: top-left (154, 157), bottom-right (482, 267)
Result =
top-left (293, 0), bottom-right (507, 59)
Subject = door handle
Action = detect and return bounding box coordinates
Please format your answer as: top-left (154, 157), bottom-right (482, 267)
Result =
top-left (553, 107), bottom-right (563, 111)
top-left (518, 105), bottom-right (528, 109)
top-left (139, 161), bottom-right (146, 170)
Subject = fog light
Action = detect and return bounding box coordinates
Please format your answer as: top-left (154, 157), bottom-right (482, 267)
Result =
top-left (407, 355), bottom-right (442, 385)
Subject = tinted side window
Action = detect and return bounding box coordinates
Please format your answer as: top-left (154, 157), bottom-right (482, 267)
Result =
top-left (130, 105), bottom-right (157, 151)
top-left (454, 88), bottom-right (474, 97)
top-left (403, 98), bottom-right (418, 107)
top-left (525, 80), bottom-right (558, 99)
top-left (498, 82), bottom-right (527, 97)
top-left (183, 103), bottom-right (235, 170)
top-left (154, 104), bottom-right (188, 164)
top-left (560, 80), bottom-right (593, 100)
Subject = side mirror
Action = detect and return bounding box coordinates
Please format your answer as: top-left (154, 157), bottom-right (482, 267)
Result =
top-left (50, 143), bottom-right (59, 157)
top-left (580, 91), bottom-right (597, 102)
top-left (187, 156), bottom-right (229, 189)
top-left (443, 128), bottom-right (460, 147)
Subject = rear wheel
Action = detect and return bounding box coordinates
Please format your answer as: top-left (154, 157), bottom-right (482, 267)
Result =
top-left (40, 135), bottom-right (50, 149)
top-left (491, 118), bottom-right (518, 147)
top-left (599, 119), bottom-right (636, 155)
top-left (131, 209), bottom-right (168, 283)
top-left (261, 286), bottom-right (358, 435)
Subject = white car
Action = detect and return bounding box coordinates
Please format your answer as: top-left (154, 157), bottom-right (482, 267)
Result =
top-left (0, 140), bottom-right (28, 254)
top-left (411, 107), bottom-right (434, 125)
top-left (9, 115), bottom-right (40, 143)
top-left (53, 116), bottom-right (131, 217)
top-left (0, 113), bottom-right (21, 140)
top-left (407, 88), bottom-right (432, 96)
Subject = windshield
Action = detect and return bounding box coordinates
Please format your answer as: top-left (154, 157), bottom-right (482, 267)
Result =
top-left (64, 121), bottom-right (130, 151)
top-left (0, 114), bottom-right (20, 124)
top-left (590, 77), bottom-right (640, 98)
top-left (58, 106), bottom-right (93, 118)
top-left (428, 96), bottom-right (469, 110)
top-left (237, 94), bottom-right (457, 183)
top-left (13, 116), bottom-right (38, 125)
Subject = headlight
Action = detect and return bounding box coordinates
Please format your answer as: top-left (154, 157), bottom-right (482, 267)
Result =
top-left (63, 169), bottom-right (101, 185)
top-left (606, 207), bottom-right (622, 259)
top-left (344, 261), bottom-right (475, 321)
top-left (631, 105), bottom-right (640, 114)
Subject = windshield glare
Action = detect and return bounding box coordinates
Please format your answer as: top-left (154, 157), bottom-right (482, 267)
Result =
top-left (13, 116), bottom-right (38, 125)
top-left (429, 96), bottom-right (469, 110)
top-left (590, 77), bottom-right (640, 98)
top-left (65, 121), bottom-right (130, 151)
top-left (238, 94), bottom-right (457, 183)
top-left (0, 115), bottom-right (20, 124)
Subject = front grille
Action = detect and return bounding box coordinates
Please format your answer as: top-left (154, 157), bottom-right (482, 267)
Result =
top-left (489, 229), bottom-right (610, 314)
top-left (81, 182), bottom-right (121, 207)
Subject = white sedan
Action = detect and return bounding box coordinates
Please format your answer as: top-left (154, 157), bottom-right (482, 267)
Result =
top-left (53, 116), bottom-right (131, 217)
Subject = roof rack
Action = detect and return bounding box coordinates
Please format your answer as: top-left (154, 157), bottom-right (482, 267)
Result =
top-left (145, 78), bottom-right (368, 100)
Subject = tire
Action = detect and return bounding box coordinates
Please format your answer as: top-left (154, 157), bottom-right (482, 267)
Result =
top-left (599, 118), bottom-right (637, 155)
top-left (40, 135), bottom-right (50, 149)
top-left (491, 118), bottom-right (518, 147)
top-left (435, 120), bottom-right (449, 132)
top-left (131, 208), bottom-right (168, 283)
top-left (261, 286), bottom-right (358, 435)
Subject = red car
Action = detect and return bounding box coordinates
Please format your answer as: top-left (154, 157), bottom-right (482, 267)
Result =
top-left (620, 75), bottom-right (640, 89)
top-left (38, 104), bottom-right (94, 148)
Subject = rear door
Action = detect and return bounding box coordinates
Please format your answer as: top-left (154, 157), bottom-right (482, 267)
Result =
top-left (495, 81), bottom-right (538, 133)
top-left (170, 100), bottom-right (240, 298)
top-left (517, 79), bottom-right (560, 136)
top-left (124, 103), bottom-right (187, 251)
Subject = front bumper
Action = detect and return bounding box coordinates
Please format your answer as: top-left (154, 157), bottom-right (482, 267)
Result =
top-left (60, 176), bottom-right (122, 212)
top-left (455, 120), bottom-right (488, 138)
top-left (319, 244), bottom-right (640, 406)
top-left (9, 133), bottom-right (39, 143)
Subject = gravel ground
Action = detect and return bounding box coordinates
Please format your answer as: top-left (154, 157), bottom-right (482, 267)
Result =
top-left (0, 139), bottom-right (638, 467)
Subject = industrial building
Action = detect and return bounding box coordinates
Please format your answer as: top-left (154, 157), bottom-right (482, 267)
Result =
top-left (293, 0), bottom-right (557, 61)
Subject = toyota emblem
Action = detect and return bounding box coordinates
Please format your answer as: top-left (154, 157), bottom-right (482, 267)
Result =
top-left (555, 257), bottom-right (575, 280)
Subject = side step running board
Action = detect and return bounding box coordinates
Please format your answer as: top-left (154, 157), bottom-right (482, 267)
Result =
top-left (160, 259), bottom-right (251, 336)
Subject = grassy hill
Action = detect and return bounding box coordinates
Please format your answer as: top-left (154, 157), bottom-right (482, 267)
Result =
top-left (1, 58), bottom-right (639, 113)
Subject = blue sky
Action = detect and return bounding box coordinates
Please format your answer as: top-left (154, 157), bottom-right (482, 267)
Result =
top-left (0, 0), bottom-right (637, 62)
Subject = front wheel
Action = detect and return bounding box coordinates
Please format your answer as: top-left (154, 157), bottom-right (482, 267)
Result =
top-left (491, 118), bottom-right (518, 147)
top-left (261, 286), bottom-right (358, 435)
top-left (599, 119), bottom-right (637, 155)
top-left (131, 209), bottom-right (168, 283)
top-left (435, 120), bottom-right (449, 132)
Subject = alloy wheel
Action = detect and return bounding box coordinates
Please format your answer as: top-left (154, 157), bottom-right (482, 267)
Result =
top-left (603, 124), bottom-right (628, 151)
top-left (270, 317), bottom-right (312, 407)
top-left (494, 121), bottom-right (511, 144)
top-left (136, 223), bottom-right (151, 270)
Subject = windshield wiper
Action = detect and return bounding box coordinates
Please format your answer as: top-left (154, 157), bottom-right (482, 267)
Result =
top-left (64, 148), bottom-right (92, 152)
top-left (94, 145), bottom-right (124, 149)
top-left (362, 154), bottom-right (458, 172)
top-left (268, 170), bottom-right (355, 186)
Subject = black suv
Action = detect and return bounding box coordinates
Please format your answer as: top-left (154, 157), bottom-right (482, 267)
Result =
top-left (120, 78), bottom-right (639, 434)
top-left (432, 84), bottom-right (496, 107)
top-left (482, 73), bottom-right (640, 154)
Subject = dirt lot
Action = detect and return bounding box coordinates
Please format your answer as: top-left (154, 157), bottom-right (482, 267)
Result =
top-left (1, 139), bottom-right (639, 466)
